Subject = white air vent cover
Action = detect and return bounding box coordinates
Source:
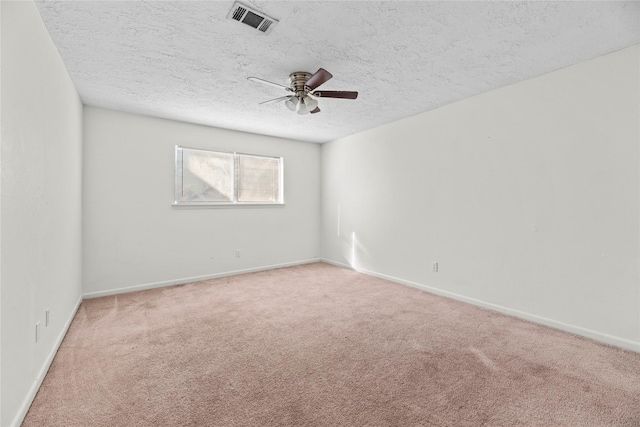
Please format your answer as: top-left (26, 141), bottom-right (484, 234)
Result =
top-left (227, 2), bottom-right (278, 35)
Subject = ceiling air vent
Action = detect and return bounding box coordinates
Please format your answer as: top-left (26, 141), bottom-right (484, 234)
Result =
top-left (227, 2), bottom-right (278, 35)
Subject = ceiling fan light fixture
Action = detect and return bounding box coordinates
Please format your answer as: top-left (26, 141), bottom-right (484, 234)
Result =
top-left (303, 95), bottom-right (318, 111)
top-left (284, 96), bottom-right (297, 111)
top-left (296, 98), bottom-right (310, 115)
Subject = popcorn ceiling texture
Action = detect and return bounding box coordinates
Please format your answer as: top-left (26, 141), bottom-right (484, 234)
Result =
top-left (35, 1), bottom-right (640, 143)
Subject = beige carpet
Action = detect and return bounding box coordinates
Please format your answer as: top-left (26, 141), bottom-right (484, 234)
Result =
top-left (23, 263), bottom-right (640, 426)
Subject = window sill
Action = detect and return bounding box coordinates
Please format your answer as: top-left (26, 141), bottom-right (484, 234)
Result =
top-left (172, 202), bottom-right (285, 209)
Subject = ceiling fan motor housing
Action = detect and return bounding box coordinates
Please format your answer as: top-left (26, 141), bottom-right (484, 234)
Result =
top-left (289, 72), bottom-right (312, 98)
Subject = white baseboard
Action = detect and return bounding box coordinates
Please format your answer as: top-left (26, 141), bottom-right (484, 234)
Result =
top-left (321, 258), bottom-right (640, 353)
top-left (11, 295), bottom-right (83, 427)
top-left (321, 258), bottom-right (353, 270)
top-left (83, 258), bottom-right (322, 299)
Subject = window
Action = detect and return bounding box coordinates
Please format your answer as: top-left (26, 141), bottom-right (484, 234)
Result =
top-left (174, 146), bottom-right (283, 206)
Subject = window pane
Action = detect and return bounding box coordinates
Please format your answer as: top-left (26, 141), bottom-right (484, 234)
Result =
top-left (181, 149), bottom-right (234, 202)
top-left (238, 155), bottom-right (281, 202)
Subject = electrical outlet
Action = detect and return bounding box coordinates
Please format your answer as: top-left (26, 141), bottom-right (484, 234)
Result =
top-left (45, 309), bottom-right (50, 327)
top-left (35, 322), bottom-right (40, 343)
top-left (235, 250), bottom-right (241, 258)
top-left (432, 262), bottom-right (438, 272)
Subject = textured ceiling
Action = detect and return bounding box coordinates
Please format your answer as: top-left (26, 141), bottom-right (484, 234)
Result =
top-left (35, 1), bottom-right (640, 143)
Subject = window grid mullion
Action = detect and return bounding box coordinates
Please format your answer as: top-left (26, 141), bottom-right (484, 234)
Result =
top-left (234, 153), bottom-right (239, 203)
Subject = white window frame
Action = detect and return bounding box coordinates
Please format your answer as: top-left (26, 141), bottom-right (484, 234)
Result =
top-left (174, 146), bottom-right (284, 207)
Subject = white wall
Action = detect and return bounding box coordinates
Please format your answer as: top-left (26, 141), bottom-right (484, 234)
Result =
top-left (1, 2), bottom-right (83, 426)
top-left (321, 45), bottom-right (640, 352)
top-left (0, 3), bottom-right (3, 423)
top-left (83, 107), bottom-right (320, 297)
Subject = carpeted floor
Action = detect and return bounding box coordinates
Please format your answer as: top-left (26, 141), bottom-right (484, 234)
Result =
top-left (23, 262), bottom-right (640, 426)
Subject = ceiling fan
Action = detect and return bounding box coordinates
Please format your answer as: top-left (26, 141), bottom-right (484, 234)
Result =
top-left (248, 68), bottom-right (358, 115)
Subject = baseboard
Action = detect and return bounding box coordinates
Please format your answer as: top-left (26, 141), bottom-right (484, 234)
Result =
top-left (83, 258), bottom-right (322, 299)
top-left (321, 258), bottom-right (353, 270)
top-left (11, 295), bottom-right (83, 427)
top-left (320, 258), bottom-right (640, 353)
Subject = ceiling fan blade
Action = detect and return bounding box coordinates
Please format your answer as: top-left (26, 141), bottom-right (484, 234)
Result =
top-left (258, 95), bottom-right (291, 106)
top-left (305, 68), bottom-right (333, 90)
top-left (311, 90), bottom-right (358, 100)
top-left (310, 107), bottom-right (321, 114)
top-left (248, 77), bottom-right (292, 92)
